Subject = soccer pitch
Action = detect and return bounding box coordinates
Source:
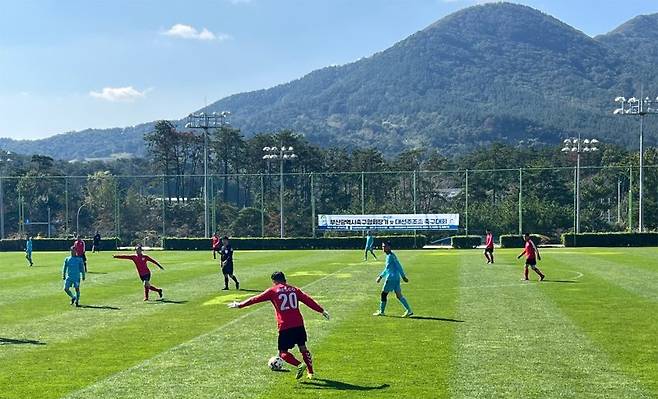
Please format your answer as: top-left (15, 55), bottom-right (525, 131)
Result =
top-left (1, 248), bottom-right (656, 399)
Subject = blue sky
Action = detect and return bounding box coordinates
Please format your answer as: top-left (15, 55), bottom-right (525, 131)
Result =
top-left (0, 0), bottom-right (656, 140)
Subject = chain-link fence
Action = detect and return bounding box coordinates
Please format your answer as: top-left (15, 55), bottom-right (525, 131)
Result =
top-left (0, 165), bottom-right (656, 243)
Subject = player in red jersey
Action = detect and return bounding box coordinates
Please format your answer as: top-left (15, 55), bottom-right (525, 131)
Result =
top-left (484, 229), bottom-right (495, 264)
top-left (73, 235), bottom-right (88, 272)
top-left (229, 271), bottom-right (330, 380)
top-left (211, 233), bottom-right (221, 259)
top-left (517, 233), bottom-right (545, 281)
top-left (113, 244), bottom-right (165, 300)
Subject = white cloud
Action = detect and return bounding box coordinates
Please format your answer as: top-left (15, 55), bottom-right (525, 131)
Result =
top-left (89, 86), bottom-right (147, 102)
top-left (227, 0), bottom-right (252, 4)
top-left (162, 24), bottom-right (231, 41)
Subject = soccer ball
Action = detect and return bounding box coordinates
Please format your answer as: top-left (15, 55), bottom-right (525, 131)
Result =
top-left (268, 356), bottom-right (284, 371)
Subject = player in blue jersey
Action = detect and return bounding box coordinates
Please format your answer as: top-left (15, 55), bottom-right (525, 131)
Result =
top-left (373, 241), bottom-right (413, 317)
top-left (25, 236), bottom-right (33, 267)
top-left (364, 231), bottom-right (377, 261)
top-left (62, 247), bottom-right (85, 307)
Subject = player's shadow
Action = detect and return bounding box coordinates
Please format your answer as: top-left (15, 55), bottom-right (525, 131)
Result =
top-left (237, 289), bottom-right (262, 293)
top-left (86, 271), bottom-right (108, 275)
top-left (78, 305), bottom-right (120, 310)
top-left (301, 378), bottom-right (389, 391)
top-left (152, 299), bottom-right (188, 304)
top-left (0, 337), bottom-right (46, 346)
top-left (542, 280), bottom-right (579, 284)
top-left (388, 315), bottom-right (464, 323)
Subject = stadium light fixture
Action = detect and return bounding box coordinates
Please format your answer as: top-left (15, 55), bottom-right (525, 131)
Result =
top-left (612, 93), bottom-right (658, 232)
top-left (186, 110), bottom-right (231, 238)
top-left (263, 142), bottom-right (297, 238)
top-left (562, 134), bottom-right (602, 234)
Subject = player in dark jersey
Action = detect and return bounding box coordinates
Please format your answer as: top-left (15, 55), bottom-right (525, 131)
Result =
top-left (92, 231), bottom-right (101, 253)
top-left (229, 271), bottom-right (330, 380)
top-left (220, 236), bottom-right (239, 290)
top-left (517, 233), bottom-right (545, 281)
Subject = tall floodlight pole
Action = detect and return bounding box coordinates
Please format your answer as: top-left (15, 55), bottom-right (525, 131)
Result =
top-left (562, 136), bottom-right (600, 233)
top-left (186, 111), bottom-right (230, 238)
top-left (614, 95), bottom-right (658, 232)
top-left (263, 145), bottom-right (297, 238)
top-left (0, 152), bottom-right (13, 239)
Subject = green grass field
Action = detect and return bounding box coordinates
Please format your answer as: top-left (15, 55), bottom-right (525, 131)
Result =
top-left (1, 247), bottom-right (657, 399)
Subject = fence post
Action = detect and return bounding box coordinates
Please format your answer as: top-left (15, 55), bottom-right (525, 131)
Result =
top-left (573, 167), bottom-right (577, 233)
top-left (260, 173), bottom-right (265, 237)
top-left (465, 169), bottom-right (469, 235)
top-left (413, 170), bottom-right (417, 247)
top-left (518, 168), bottom-right (523, 235)
top-left (311, 173), bottom-right (316, 238)
top-left (628, 166), bottom-right (633, 231)
top-left (0, 176), bottom-right (5, 239)
top-left (64, 177), bottom-right (69, 236)
top-left (162, 175), bottom-right (166, 240)
top-left (115, 181), bottom-right (120, 239)
top-left (361, 172), bottom-right (365, 214)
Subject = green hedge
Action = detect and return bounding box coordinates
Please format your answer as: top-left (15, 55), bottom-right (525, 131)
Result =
top-left (163, 236), bottom-right (426, 250)
top-left (499, 234), bottom-right (547, 248)
top-left (450, 235), bottom-right (481, 249)
top-left (562, 232), bottom-right (658, 247)
top-left (0, 238), bottom-right (119, 252)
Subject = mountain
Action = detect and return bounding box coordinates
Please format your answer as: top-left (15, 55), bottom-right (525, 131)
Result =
top-left (2, 2), bottom-right (658, 160)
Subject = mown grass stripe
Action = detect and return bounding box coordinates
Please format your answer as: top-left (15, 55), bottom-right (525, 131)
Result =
top-left (449, 249), bottom-right (650, 399)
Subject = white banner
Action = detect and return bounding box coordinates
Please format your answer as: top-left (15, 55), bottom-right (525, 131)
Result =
top-left (317, 214), bottom-right (460, 231)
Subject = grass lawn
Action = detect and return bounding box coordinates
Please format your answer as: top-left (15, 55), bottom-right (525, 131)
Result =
top-left (0, 247), bottom-right (656, 398)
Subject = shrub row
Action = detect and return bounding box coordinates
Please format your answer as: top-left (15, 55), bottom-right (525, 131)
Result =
top-left (562, 232), bottom-right (658, 247)
top-left (0, 238), bottom-right (119, 252)
top-left (163, 235), bottom-right (427, 250)
top-left (450, 236), bottom-right (481, 249)
top-left (499, 234), bottom-right (548, 248)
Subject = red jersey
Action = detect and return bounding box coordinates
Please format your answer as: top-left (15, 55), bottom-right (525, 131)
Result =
top-left (485, 233), bottom-right (494, 249)
top-left (74, 240), bottom-right (86, 256)
top-left (239, 283), bottom-right (324, 331)
top-left (114, 254), bottom-right (157, 276)
top-left (524, 240), bottom-right (537, 260)
top-left (211, 236), bottom-right (220, 249)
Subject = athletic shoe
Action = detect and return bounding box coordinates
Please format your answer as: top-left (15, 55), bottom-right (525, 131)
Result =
top-left (143, 298), bottom-right (149, 301)
top-left (70, 297), bottom-right (76, 305)
top-left (402, 311), bottom-right (414, 318)
top-left (158, 289), bottom-right (164, 299)
top-left (222, 287), bottom-right (229, 291)
top-left (372, 311), bottom-right (384, 316)
top-left (235, 281), bottom-right (240, 290)
top-left (75, 301), bottom-right (80, 307)
top-left (307, 373), bottom-right (314, 380)
top-left (295, 364), bottom-right (307, 380)
top-left (540, 275), bottom-right (545, 281)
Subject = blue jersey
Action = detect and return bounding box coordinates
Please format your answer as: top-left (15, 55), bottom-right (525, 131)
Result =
top-left (379, 252), bottom-right (406, 282)
top-left (63, 256), bottom-right (85, 282)
top-left (26, 240), bottom-right (32, 252)
top-left (365, 235), bottom-right (374, 249)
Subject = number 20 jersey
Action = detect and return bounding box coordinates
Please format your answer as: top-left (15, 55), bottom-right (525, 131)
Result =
top-left (238, 283), bottom-right (325, 331)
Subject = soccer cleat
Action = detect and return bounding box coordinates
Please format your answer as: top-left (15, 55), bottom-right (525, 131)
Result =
top-left (236, 281), bottom-right (240, 290)
top-left (158, 289), bottom-right (164, 299)
top-left (402, 310), bottom-right (414, 318)
top-left (295, 364), bottom-right (307, 380)
top-left (143, 297), bottom-right (149, 301)
top-left (307, 373), bottom-right (314, 380)
top-left (372, 311), bottom-right (384, 316)
top-left (75, 301), bottom-right (80, 307)
top-left (70, 297), bottom-right (76, 305)
top-left (222, 287), bottom-right (229, 291)
top-left (540, 275), bottom-right (545, 281)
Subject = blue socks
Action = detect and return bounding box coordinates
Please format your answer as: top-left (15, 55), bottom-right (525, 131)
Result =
top-left (379, 300), bottom-right (387, 314)
top-left (399, 297), bottom-right (411, 312)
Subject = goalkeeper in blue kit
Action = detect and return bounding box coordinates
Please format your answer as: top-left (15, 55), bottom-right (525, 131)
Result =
top-left (364, 231), bottom-right (377, 261)
top-left (373, 241), bottom-right (413, 317)
top-left (62, 247), bottom-right (85, 307)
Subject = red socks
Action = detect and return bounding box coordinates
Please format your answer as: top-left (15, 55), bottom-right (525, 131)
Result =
top-left (279, 351), bottom-right (301, 367)
top-left (301, 350), bottom-right (314, 374)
